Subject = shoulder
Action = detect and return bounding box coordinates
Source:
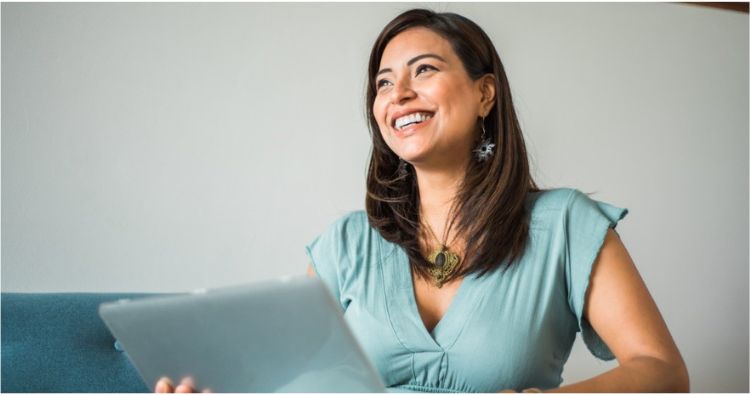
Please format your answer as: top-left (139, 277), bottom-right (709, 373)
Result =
top-left (527, 188), bottom-right (627, 232)
top-left (526, 187), bottom-right (579, 221)
top-left (306, 210), bottom-right (371, 284)
top-left (312, 210), bottom-right (373, 252)
top-left (528, 187), bottom-right (580, 207)
top-left (528, 187), bottom-right (615, 213)
top-left (325, 210), bottom-right (370, 237)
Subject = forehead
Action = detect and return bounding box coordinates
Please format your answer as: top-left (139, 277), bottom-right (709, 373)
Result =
top-left (379, 27), bottom-right (456, 67)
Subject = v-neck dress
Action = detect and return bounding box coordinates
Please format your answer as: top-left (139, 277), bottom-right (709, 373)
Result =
top-left (305, 188), bottom-right (628, 392)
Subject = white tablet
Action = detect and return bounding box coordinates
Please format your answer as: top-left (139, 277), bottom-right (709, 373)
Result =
top-left (99, 276), bottom-right (386, 392)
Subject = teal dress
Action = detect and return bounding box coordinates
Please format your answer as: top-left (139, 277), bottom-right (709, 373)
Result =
top-left (305, 188), bottom-right (628, 392)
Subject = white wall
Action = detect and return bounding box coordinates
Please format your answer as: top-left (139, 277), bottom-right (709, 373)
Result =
top-left (2, 3), bottom-right (747, 392)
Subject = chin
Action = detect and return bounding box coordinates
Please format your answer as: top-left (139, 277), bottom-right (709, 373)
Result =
top-left (393, 148), bottom-right (426, 162)
top-left (399, 155), bottom-right (431, 168)
top-left (392, 145), bottom-right (432, 163)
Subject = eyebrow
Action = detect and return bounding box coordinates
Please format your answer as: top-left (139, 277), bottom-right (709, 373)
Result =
top-left (376, 53), bottom-right (447, 77)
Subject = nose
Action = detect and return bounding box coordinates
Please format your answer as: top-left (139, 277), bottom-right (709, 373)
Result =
top-left (389, 76), bottom-right (416, 105)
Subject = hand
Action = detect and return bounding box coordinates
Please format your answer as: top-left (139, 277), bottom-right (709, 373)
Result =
top-left (155, 377), bottom-right (211, 393)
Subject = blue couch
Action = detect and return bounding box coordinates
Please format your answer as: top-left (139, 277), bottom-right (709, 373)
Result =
top-left (2, 293), bottom-right (156, 392)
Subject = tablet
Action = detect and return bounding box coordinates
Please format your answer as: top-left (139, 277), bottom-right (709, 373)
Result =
top-left (98, 276), bottom-right (387, 392)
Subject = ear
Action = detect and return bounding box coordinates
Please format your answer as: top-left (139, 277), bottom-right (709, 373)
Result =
top-left (477, 74), bottom-right (496, 117)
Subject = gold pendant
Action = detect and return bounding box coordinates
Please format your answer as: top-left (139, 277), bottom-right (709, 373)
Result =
top-left (426, 248), bottom-right (460, 288)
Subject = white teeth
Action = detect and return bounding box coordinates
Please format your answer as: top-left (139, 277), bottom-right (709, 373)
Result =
top-left (394, 112), bottom-right (433, 130)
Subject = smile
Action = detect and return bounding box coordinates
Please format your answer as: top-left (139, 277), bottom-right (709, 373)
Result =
top-left (393, 111), bottom-right (434, 131)
top-left (393, 113), bottom-right (433, 137)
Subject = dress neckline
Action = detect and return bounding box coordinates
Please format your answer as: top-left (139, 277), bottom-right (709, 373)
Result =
top-left (411, 273), bottom-right (465, 334)
top-left (379, 237), bottom-right (481, 351)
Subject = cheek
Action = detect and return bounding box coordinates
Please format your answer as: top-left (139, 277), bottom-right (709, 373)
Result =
top-left (371, 99), bottom-right (393, 144)
top-left (421, 81), bottom-right (465, 116)
top-left (372, 100), bottom-right (389, 130)
top-left (435, 82), bottom-right (478, 125)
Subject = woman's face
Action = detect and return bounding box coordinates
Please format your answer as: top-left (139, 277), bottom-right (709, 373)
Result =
top-left (373, 27), bottom-right (491, 169)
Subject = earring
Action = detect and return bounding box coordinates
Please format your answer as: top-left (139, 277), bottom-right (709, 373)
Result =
top-left (473, 117), bottom-right (495, 162)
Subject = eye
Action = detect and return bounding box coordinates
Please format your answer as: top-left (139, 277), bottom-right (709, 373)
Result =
top-left (415, 64), bottom-right (437, 75)
top-left (376, 78), bottom-right (392, 89)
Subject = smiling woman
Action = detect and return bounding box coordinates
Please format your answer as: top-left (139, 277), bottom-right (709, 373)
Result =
top-left (320, 8), bottom-right (687, 393)
top-left (366, 19), bottom-right (533, 289)
top-left (155, 7), bottom-right (690, 394)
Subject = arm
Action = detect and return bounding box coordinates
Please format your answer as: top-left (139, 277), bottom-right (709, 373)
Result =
top-left (546, 228), bottom-right (689, 392)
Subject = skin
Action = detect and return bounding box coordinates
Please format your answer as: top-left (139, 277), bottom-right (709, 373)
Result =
top-left (155, 377), bottom-right (208, 393)
top-left (158, 26), bottom-right (689, 393)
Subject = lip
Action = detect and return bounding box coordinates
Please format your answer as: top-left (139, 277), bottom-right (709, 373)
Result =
top-left (390, 109), bottom-right (436, 129)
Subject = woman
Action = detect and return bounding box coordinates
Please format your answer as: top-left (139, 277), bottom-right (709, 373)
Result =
top-left (157, 8), bottom-right (689, 393)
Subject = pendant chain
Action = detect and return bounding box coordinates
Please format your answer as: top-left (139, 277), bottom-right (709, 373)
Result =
top-left (420, 204), bottom-right (462, 288)
top-left (421, 212), bottom-right (458, 251)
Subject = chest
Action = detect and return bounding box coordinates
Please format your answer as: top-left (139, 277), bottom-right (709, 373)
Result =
top-left (336, 232), bottom-right (575, 391)
top-left (341, 262), bottom-right (573, 392)
top-left (411, 274), bottom-right (463, 333)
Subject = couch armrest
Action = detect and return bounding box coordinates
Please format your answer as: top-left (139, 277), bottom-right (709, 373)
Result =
top-left (2, 292), bottom-right (159, 393)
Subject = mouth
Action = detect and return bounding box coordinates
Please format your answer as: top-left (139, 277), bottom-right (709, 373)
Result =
top-left (391, 111), bottom-right (435, 133)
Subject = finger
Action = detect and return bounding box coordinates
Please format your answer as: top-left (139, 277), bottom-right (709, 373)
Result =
top-left (201, 389), bottom-right (212, 393)
top-left (175, 377), bottom-right (195, 393)
top-left (175, 384), bottom-right (194, 393)
top-left (155, 377), bottom-right (174, 393)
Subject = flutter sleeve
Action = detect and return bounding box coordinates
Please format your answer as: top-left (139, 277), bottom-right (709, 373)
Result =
top-left (304, 212), bottom-right (360, 311)
top-left (563, 189), bottom-right (629, 360)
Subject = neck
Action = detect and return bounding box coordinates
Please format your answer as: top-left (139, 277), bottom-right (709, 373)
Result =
top-left (415, 167), bottom-right (462, 215)
top-left (413, 157), bottom-right (469, 247)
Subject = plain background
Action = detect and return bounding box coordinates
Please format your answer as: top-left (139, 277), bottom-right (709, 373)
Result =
top-left (2, 2), bottom-right (747, 392)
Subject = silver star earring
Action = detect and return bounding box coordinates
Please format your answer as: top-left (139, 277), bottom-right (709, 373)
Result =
top-left (473, 117), bottom-right (495, 162)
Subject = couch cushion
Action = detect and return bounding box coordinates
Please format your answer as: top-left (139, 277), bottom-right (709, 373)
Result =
top-left (2, 293), bottom-right (158, 393)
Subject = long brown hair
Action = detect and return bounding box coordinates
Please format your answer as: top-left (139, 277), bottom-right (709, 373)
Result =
top-left (365, 9), bottom-right (541, 281)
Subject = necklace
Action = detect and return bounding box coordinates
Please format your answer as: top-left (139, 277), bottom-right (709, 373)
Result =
top-left (421, 211), bottom-right (461, 288)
